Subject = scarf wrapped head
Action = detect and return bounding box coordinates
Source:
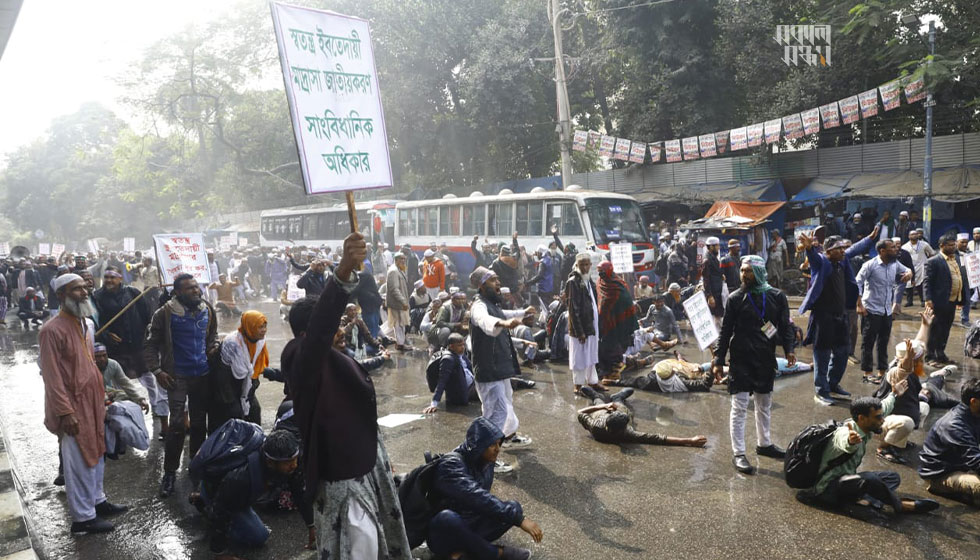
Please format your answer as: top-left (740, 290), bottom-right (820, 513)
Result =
top-left (239, 310), bottom-right (270, 379)
top-left (740, 255), bottom-right (772, 294)
top-left (597, 260), bottom-right (639, 345)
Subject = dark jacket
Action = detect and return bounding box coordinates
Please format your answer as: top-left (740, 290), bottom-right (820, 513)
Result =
top-left (350, 270), bottom-right (384, 314)
top-left (93, 286), bottom-right (152, 355)
top-left (714, 287), bottom-right (795, 394)
top-left (719, 253), bottom-right (740, 291)
top-left (143, 298), bottom-right (219, 376)
top-left (918, 404), bottom-right (980, 479)
top-left (290, 274), bottom-right (378, 486)
top-left (528, 254), bottom-right (555, 294)
top-left (435, 303), bottom-right (466, 333)
top-left (433, 352), bottom-right (474, 406)
top-left (490, 258), bottom-right (521, 295)
top-left (17, 294), bottom-right (46, 314)
top-left (206, 450), bottom-right (313, 554)
top-left (430, 418), bottom-right (523, 528)
top-left (296, 269), bottom-right (327, 297)
top-left (566, 271), bottom-right (596, 338)
top-left (799, 236), bottom-right (875, 346)
top-left (923, 252), bottom-right (970, 306)
top-left (471, 239), bottom-right (489, 270)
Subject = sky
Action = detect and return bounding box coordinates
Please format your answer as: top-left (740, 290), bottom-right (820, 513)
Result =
top-left (0, 0), bottom-right (235, 160)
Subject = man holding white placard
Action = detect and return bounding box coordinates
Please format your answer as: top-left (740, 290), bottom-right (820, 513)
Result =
top-left (712, 255), bottom-right (796, 475)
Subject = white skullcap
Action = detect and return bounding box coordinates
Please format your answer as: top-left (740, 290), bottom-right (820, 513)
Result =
top-left (424, 249), bottom-right (435, 257)
top-left (53, 273), bottom-right (83, 292)
top-left (957, 233), bottom-right (969, 241)
top-left (500, 287), bottom-right (511, 294)
top-left (705, 236), bottom-right (720, 246)
top-left (900, 211), bottom-right (909, 216)
top-left (437, 291), bottom-right (450, 300)
top-left (449, 286), bottom-right (460, 294)
top-left (536, 244), bottom-right (547, 254)
top-left (895, 340), bottom-right (925, 361)
top-left (891, 237), bottom-right (901, 243)
top-left (414, 280), bottom-right (423, 289)
top-left (974, 227), bottom-right (980, 234)
top-left (668, 282), bottom-right (681, 291)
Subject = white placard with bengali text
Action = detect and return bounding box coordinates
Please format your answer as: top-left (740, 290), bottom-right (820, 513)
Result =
top-left (271, 3), bottom-right (392, 194)
top-left (38, 243), bottom-right (50, 256)
top-left (286, 274), bottom-right (306, 301)
top-left (153, 233), bottom-right (212, 286)
top-left (609, 242), bottom-right (634, 274)
top-left (682, 291), bottom-right (719, 351)
top-left (966, 253), bottom-right (980, 289)
top-left (123, 237), bottom-right (136, 252)
top-left (87, 239), bottom-right (100, 253)
top-left (238, 237), bottom-right (249, 247)
top-left (52, 243), bottom-right (65, 256)
top-left (0, 242), bottom-right (8, 256)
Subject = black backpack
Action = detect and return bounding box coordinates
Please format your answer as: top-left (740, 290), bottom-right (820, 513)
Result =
top-left (190, 419), bottom-right (265, 482)
top-left (425, 350), bottom-right (452, 393)
top-left (783, 421), bottom-right (854, 489)
top-left (396, 451), bottom-right (448, 549)
top-left (965, 319), bottom-right (980, 359)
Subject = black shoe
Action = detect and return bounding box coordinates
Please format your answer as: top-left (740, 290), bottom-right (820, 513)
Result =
top-left (876, 447), bottom-right (908, 465)
top-left (733, 454), bottom-right (755, 474)
top-left (498, 545), bottom-right (532, 560)
top-left (510, 377), bottom-right (536, 390)
top-left (53, 474), bottom-right (65, 486)
top-left (70, 517), bottom-right (114, 534)
top-left (911, 499), bottom-right (940, 514)
top-left (159, 472), bottom-right (176, 498)
top-left (95, 501), bottom-right (128, 517)
top-left (757, 444), bottom-right (786, 459)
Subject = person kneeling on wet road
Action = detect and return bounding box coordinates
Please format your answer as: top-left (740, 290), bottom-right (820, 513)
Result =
top-left (918, 377), bottom-right (980, 507)
top-left (424, 417), bottom-right (543, 560)
top-left (196, 429), bottom-right (314, 560)
top-left (577, 386), bottom-right (707, 447)
top-left (798, 385), bottom-right (940, 516)
top-left (423, 333), bottom-right (477, 413)
top-left (713, 255), bottom-right (796, 475)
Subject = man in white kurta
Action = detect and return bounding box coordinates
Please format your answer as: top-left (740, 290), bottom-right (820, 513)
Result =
top-left (902, 228), bottom-right (935, 306)
top-left (566, 253), bottom-right (600, 390)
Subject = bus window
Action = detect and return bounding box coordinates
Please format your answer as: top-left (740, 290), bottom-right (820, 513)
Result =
top-left (289, 217), bottom-right (303, 239)
top-left (516, 202), bottom-right (543, 237)
top-left (303, 214), bottom-right (318, 239)
top-left (461, 204), bottom-right (485, 236)
top-left (424, 207), bottom-right (439, 237)
top-left (275, 217), bottom-right (288, 238)
top-left (492, 203), bottom-right (512, 237)
top-left (439, 206), bottom-right (451, 236)
top-left (399, 209), bottom-right (415, 236)
top-left (546, 202), bottom-right (582, 237)
top-left (585, 198), bottom-right (649, 245)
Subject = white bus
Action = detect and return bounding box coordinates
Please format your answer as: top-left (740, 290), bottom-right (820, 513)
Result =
top-left (259, 199), bottom-right (402, 249)
top-left (395, 186), bottom-right (654, 278)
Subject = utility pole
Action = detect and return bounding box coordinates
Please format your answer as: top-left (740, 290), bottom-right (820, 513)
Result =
top-left (549, 0), bottom-right (574, 190)
top-left (922, 19), bottom-right (936, 242)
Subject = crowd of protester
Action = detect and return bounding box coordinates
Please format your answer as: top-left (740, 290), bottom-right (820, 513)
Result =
top-left (9, 206), bottom-right (980, 559)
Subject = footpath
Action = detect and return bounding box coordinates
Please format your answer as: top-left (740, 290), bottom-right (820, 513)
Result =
top-left (0, 423), bottom-right (37, 560)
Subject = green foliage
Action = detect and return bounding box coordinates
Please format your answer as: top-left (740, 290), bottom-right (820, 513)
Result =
top-left (1, 0), bottom-right (978, 244)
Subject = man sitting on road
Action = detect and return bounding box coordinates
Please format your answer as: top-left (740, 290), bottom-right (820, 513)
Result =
top-left (577, 386), bottom-right (708, 447)
top-left (423, 334), bottom-right (478, 413)
top-left (797, 384), bottom-right (941, 516)
top-left (17, 286), bottom-right (50, 329)
top-left (422, 417), bottom-right (543, 560)
top-left (918, 377), bottom-right (980, 507)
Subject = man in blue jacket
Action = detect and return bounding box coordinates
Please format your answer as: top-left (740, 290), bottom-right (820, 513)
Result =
top-left (797, 226), bottom-right (878, 406)
top-left (919, 377), bottom-right (980, 506)
top-left (423, 334), bottom-right (477, 413)
top-left (425, 417), bottom-right (544, 560)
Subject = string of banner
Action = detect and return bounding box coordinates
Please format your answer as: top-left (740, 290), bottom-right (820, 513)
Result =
top-left (573, 74), bottom-right (927, 164)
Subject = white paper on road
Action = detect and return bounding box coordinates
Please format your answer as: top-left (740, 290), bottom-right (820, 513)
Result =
top-left (965, 253), bottom-right (980, 289)
top-left (683, 290), bottom-right (719, 350)
top-left (377, 413), bottom-right (425, 428)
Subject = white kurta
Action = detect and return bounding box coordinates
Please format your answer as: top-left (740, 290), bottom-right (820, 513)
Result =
top-left (568, 282), bottom-right (599, 384)
top-left (902, 240), bottom-right (934, 287)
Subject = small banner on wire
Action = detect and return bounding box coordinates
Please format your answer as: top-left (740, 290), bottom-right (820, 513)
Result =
top-left (879, 80), bottom-right (901, 111)
top-left (904, 75), bottom-right (926, 103)
top-left (858, 88), bottom-right (879, 118)
top-left (764, 118), bottom-right (781, 144)
top-left (800, 108), bottom-right (820, 135)
top-left (715, 130), bottom-right (729, 154)
top-left (613, 138), bottom-right (632, 161)
top-left (628, 141), bottom-right (647, 163)
top-left (730, 127), bottom-right (748, 151)
top-left (599, 135), bottom-right (615, 158)
top-left (839, 95), bottom-right (860, 124)
top-left (649, 142), bottom-right (662, 163)
top-left (819, 101), bottom-right (840, 128)
top-left (782, 113), bottom-right (804, 140)
top-left (665, 139), bottom-right (682, 162)
top-left (747, 123), bottom-right (764, 147)
top-left (698, 133), bottom-right (717, 157)
top-left (682, 137), bottom-right (700, 160)
top-left (572, 130), bottom-right (588, 152)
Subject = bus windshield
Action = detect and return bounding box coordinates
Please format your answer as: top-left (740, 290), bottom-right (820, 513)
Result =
top-left (585, 198), bottom-right (650, 245)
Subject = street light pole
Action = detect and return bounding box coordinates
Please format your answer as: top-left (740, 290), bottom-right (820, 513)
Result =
top-left (923, 19), bottom-right (936, 242)
top-left (549, 0), bottom-right (574, 190)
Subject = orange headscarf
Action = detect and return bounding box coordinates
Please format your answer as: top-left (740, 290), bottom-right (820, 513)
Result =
top-left (239, 310), bottom-right (269, 379)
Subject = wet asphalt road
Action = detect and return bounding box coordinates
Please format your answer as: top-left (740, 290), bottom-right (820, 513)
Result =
top-left (1, 300), bottom-right (979, 560)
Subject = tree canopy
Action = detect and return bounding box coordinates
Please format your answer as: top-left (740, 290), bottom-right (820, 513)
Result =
top-left (1, 0), bottom-right (977, 247)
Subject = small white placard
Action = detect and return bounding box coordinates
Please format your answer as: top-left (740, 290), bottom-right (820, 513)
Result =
top-left (682, 290), bottom-right (719, 350)
top-left (377, 413), bottom-right (425, 428)
top-left (609, 242), bottom-right (634, 274)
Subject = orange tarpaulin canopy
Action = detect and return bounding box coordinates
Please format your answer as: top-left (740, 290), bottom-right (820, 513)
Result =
top-left (703, 201), bottom-right (785, 225)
